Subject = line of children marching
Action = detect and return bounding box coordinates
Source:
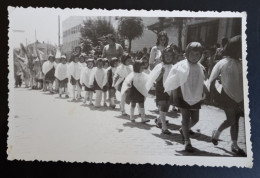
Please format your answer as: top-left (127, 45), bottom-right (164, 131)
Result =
top-left (40, 35), bottom-right (245, 156)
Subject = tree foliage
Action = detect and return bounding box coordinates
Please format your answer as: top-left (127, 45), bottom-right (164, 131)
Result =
top-left (117, 17), bottom-right (144, 52)
top-left (80, 17), bottom-right (115, 54)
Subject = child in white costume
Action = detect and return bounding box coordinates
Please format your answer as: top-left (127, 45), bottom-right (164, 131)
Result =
top-left (42, 54), bottom-right (55, 93)
top-left (68, 54), bottom-right (82, 101)
top-left (54, 55), bottom-right (69, 98)
top-left (164, 42), bottom-right (207, 152)
top-left (89, 58), bottom-right (108, 107)
top-left (121, 60), bottom-right (150, 123)
top-left (210, 36), bottom-right (246, 157)
top-left (107, 57), bottom-right (119, 108)
top-left (113, 53), bottom-right (133, 116)
top-left (80, 58), bottom-right (95, 105)
top-left (146, 46), bottom-right (177, 135)
top-left (79, 53), bottom-right (87, 67)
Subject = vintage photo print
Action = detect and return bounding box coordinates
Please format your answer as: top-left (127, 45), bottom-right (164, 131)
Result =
top-left (7, 7), bottom-right (252, 167)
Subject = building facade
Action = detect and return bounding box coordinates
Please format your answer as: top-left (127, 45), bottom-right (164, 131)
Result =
top-left (62, 16), bottom-right (86, 56)
top-left (148, 18), bottom-right (242, 51)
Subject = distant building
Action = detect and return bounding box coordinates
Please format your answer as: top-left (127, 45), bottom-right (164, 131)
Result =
top-left (62, 16), bottom-right (85, 56)
top-left (148, 18), bottom-right (242, 51)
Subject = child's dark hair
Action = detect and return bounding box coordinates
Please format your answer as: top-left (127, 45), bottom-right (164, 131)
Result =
top-left (121, 53), bottom-right (131, 65)
top-left (96, 58), bottom-right (103, 65)
top-left (185, 42), bottom-right (203, 56)
top-left (102, 58), bottom-right (109, 65)
top-left (133, 60), bottom-right (144, 73)
top-left (223, 35), bottom-right (241, 60)
top-left (156, 31), bottom-right (169, 47)
top-left (70, 53), bottom-right (79, 62)
top-left (161, 46), bottom-right (176, 64)
top-left (110, 57), bottom-right (119, 67)
top-left (87, 58), bottom-right (94, 68)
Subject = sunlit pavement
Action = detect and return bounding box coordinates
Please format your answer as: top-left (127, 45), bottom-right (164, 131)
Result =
top-left (8, 85), bottom-right (247, 162)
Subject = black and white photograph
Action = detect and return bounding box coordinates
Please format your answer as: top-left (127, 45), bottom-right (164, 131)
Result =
top-left (7, 7), bottom-right (252, 167)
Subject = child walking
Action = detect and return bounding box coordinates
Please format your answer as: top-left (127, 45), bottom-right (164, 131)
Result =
top-left (113, 53), bottom-right (133, 116)
top-left (54, 55), bottom-right (69, 98)
top-left (164, 42), bottom-right (206, 152)
top-left (121, 60), bottom-right (150, 123)
top-left (107, 57), bottom-right (119, 108)
top-left (209, 36), bottom-right (246, 156)
top-left (68, 54), bottom-right (82, 101)
top-left (146, 46), bottom-right (177, 135)
top-left (42, 54), bottom-right (56, 93)
top-left (80, 58), bottom-right (95, 105)
top-left (89, 58), bottom-right (108, 107)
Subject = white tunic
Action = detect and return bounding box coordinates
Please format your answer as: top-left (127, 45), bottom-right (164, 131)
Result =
top-left (55, 63), bottom-right (68, 81)
top-left (209, 57), bottom-right (243, 103)
top-left (42, 61), bottom-right (54, 75)
top-left (68, 62), bottom-right (82, 80)
top-left (145, 62), bottom-right (173, 92)
top-left (121, 72), bottom-right (149, 97)
top-left (80, 67), bottom-right (93, 88)
top-left (112, 64), bottom-right (133, 87)
top-left (164, 59), bottom-right (205, 106)
top-left (89, 67), bottom-right (108, 89)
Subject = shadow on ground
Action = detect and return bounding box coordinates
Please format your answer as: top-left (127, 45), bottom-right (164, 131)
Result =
top-left (149, 109), bottom-right (181, 119)
top-left (174, 147), bottom-right (231, 157)
top-left (122, 121), bottom-right (155, 130)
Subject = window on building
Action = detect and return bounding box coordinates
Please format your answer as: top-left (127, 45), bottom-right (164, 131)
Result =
top-left (187, 20), bottom-right (219, 47)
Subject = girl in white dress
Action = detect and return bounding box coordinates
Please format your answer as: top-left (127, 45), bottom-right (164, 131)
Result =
top-left (68, 54), bottom-right (82, 101)
top-left (113, 53), bottom-right (133, 116)
top-left (89, 58), bottom-right (108, 107)
top-left (80, 58), bottom-right (95, 105)
top-left (54, 55), bottom-right (69, 98)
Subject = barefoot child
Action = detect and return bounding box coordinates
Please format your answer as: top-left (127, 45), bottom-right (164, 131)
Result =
top-left (80, 58), bottom-right (95, 105)
top-left (89, 58), bottom-right (108, 107)
top-left (121, 60), bottom-right (150, 123)
top-left (209, 36), bottom-right (246, 156)
top-left (113, 53), bottom-right (133, 116)
top-left (68, 54), bottom-right (82, 101)
top-left (42, 54), bottom-right (56, 93)
top-left (54, 55), bottom-right (69, 98)
top-left (146, 46), bottom-right (177, 135)
top-left (107, 57), bottom-right (119, 108)
top-left (164, 42), bottom-right (206, 152)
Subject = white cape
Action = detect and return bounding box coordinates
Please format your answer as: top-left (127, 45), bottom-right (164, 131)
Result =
top-left (80, 62), bottom-right (87, 68)
top-left (80, 67), bottom-right (93, 88)
top-left (42, 61), bottom-right (54, 75)
top-left (164, 59), bottom-right (205, 106)
top-left (68, 62), bottom-right (82, 80)
top-left (113, 64), bottom-right (133, 87)
top-left (121, 72), bottom-right (149, 97)
top-left (55, 63), bottom-right (68, 81)
top-left (89, 67), bottom-right (108, 89)
top-left (145, 63), bottom-right (172, 91)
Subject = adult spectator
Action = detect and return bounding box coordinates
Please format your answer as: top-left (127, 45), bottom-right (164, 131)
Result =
top-left (102, 34), bottom-right (124, 61)
top-left (149, 31), bottom-right (169, 70)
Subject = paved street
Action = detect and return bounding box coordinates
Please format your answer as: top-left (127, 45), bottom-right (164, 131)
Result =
top-left (8, 85), bottom-right (247, 164)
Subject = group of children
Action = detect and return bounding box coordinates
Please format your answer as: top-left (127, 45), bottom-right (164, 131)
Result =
top-left (23, 35), bottom-right (245, 155)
